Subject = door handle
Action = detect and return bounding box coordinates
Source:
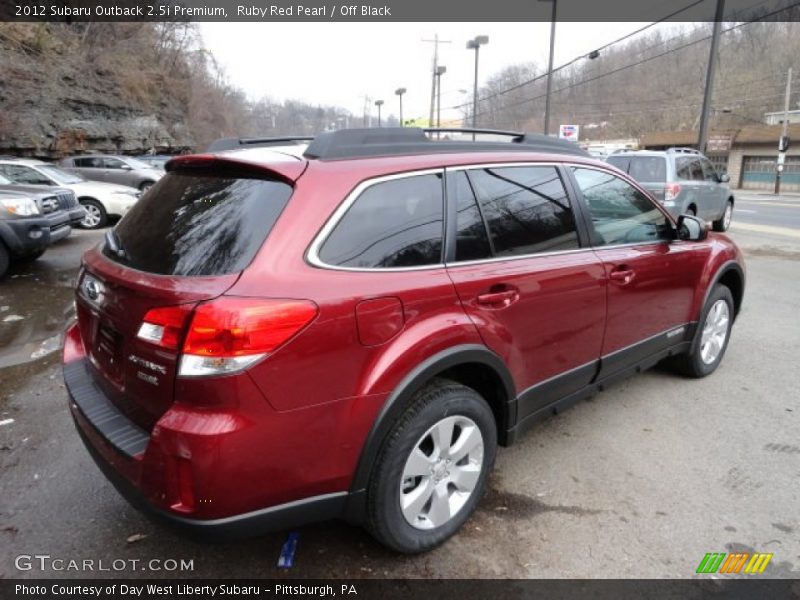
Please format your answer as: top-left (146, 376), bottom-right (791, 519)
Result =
top-left (477, 288), bottom-right (519, 308)
top-left (609, 268), bottom-right (635, 285)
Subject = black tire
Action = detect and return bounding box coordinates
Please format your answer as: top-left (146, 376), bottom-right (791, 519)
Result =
top-left (366, 378), bottom-right (497, 554)
top-left (670, 285), bottom-right (734, 378)
top-left (685, 205), bottom-right (697, 217)
top-left (0, 242), bottom-right (9, 278)
top-left (139, 181), bottom-right (155, 193)
top-left (712, 199), bottom-right (733, 232)
top-left (79, 198), bottom-right (108, 229)
top-left (16, 248), bottom-right (46, 263)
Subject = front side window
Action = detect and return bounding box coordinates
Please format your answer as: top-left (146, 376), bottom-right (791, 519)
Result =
top-left (318, 173), bottom-right (444, 268)
top-left (452, 171), bottom-right (491, 261)
top-left (74, 157), bottom-right (102, 168)
top-left (572, 168), bottom-right (672, 246)
top-left (103, 157), bottom-right (126, 169)
top-left (467, 166), bottom-right (579, 257)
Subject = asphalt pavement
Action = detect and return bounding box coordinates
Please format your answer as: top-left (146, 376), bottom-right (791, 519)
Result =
top-left (1, 208), bottom-right (799, 579)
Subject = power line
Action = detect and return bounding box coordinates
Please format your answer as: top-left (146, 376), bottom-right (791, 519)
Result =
top-left (451, 0), bottom-right (707, 112)
top-left (466, 1), bottom-right (800, 121)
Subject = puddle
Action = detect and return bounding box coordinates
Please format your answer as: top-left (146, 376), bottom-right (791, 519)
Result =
top-left (0, 265), bottom-right (77, 370)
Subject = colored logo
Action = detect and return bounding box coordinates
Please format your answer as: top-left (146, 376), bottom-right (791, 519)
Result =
top-left (696, 552), bottom-right (773, 574)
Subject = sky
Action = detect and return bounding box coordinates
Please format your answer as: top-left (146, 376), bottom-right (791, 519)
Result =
top-left (198, 21), bottom-right (679, 125)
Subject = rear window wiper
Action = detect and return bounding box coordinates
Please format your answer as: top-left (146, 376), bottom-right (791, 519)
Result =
top-left (105, 230), bottom-right (128, 261)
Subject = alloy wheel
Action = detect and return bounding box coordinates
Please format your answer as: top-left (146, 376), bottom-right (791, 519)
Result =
top-left (400, 415), bottom-right (484, 530)
top-left (700, 299), bottom-right (730, 365)
top-left (81, 204), bottom-right (102, 228)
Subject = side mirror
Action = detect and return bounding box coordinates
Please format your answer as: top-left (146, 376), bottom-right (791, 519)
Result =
top-left (677, 214), bottom-right (708, 241)
top-left (719, 173), bottom-right (730, 183)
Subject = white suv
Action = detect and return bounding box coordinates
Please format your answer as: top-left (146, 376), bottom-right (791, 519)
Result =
top-left (0, 159), bottom-right (140, 229)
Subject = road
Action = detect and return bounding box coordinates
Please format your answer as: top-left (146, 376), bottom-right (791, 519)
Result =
top-left (1, 209), bottom-right (799, 579)
top-left (731, 191), bottom-right (800, 239)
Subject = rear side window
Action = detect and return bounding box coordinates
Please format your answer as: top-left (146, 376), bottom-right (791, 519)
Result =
top-left (318, 173), bottom-right (444, 268)
top-left (607, 156), bottom-right (666, 182)
top-left (467, 166), bottom-right (579, 257)
top-left (106, 171), bottom-right (292, 276)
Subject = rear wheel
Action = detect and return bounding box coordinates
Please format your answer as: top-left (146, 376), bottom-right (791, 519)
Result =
top-left (79, 199), bottom-right (107, 229)
top-left (712, 200), bottom-right (733, 232)
top-left (685, 205), bottom-right (697, 217)
top-left (139, 181), bottom-right (155, 193)
top-left (366, 379), bottom-right (497, 553)
top-left (670, 285), bottom-right (734, 378)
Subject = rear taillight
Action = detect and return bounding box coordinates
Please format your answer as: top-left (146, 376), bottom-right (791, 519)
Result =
top-left (178, 297), bottom-right (318, 377)
top-left (665, 182), bottom-right (681, 203)
top-left (137, 305), bottom-right (195, 350)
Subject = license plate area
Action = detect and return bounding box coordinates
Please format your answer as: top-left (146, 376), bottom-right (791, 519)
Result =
top-left (92, 320), bottom-right (124, 385)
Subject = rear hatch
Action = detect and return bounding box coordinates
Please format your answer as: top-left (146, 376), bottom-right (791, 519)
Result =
top-left (606, 155), bottom-right (667, 202)
top-left (75, 158), bottom-right (299, 431)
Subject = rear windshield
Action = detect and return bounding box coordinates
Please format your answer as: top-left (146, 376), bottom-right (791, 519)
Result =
top-left (607, 156), bottom-right (666, 182)
top-left (105, 170), bottom-right (292, 276)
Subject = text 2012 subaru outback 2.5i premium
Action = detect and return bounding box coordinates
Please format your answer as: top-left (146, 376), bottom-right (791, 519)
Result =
top-left (64, 128), bottom-right (745, 553)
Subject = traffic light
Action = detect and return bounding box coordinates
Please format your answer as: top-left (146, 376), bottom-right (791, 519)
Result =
top-left (779, 135), bottom-right (790, 152)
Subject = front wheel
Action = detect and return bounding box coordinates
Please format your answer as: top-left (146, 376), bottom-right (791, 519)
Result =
top-left (139, 181), bottom-right (155, 193)
top-left (366, 379), bottom-right (497, 553)
top-left (670, 285), bottom-right (734, 378)
top-left (712, 200), bottom-right (733, 232)
top-left (79, 199), bottom-right (108, 229)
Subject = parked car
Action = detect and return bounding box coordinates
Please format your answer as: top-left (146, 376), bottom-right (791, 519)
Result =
top-left (0, 172), bottom-right (83, 230)
top-left (59, 155), bottom-right (163, 193)
top-left (0, 158), bottom-right (140, 229)
top-left (0, 185), bottom-right (71, 277)
top-left (64, 128), bottom-right (744, 553)
top-left (135, 155), bottom-right (173, 171)
top-left (606, 148), bottom-right (734, 231)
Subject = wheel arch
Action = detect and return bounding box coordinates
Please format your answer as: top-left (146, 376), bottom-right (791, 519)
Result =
top-left (704, 260), bottom-right (745, 320)
top-left (345, 344), bottom-right (516, 519)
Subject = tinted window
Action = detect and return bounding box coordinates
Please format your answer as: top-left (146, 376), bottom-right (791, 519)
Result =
top-left (572, 168), bottom-right (671, 246)
top-left (452, 171), bottom-right (491, 261)
top-left (319, 173), bottom-right (444, 268)
top-left (74, 157), bottom-right (102, 168)
top-left (106, 171), bottom-right (292, 276)
top-left (467, 166), bottom-right (579, 256)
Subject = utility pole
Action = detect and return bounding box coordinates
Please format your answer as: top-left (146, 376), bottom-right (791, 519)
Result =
top-left (697, 0), bottom-right (725, 154)
top-left (362, 95), bottom-right (372, 128)
top-left (540, 0), bottom-right (557, 136)
top-left (423, 34), bottom-right (451, 127)
top-left (775, 67), bottom-right (792, 195)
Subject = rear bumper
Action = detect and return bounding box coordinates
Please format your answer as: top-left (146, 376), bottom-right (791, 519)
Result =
top-left (63, 325), bottom-right (355, 540)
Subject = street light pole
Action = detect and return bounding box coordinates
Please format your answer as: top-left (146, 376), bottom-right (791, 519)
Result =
top-left (541, 0), bottom-right (557, 136)
top-left (467, 35), bottom-right (489, 140)
top-left (395, 88), bottom-right (407, 127)
top-left (374, 100), bottom-right (384, 127)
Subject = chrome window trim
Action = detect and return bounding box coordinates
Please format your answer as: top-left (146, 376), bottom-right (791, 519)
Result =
top-left (306, 168), bottom-right (447, 273)
top-left (306, 160), bottom-right (675, 273)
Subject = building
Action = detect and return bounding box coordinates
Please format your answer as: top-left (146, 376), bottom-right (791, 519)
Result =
top-left (640, 124), bottom-right (800, 192)
top-left (764, 109), bottom-right (800, 126)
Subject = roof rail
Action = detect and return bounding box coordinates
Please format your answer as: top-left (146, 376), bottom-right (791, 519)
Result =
top-left (207, 136), bottom-right (315, 153)
top-left (303, 127), bottom-right (589, 160)
top-left (666, 147), bottom-right (701, 155)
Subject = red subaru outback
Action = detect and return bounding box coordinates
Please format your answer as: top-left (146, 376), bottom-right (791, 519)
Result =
top-left (64, 128), bottom-right (744, 553)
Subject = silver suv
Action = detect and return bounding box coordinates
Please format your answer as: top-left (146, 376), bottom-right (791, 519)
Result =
top-left (607, 148), bottom-right (734, 232)
top-left (59, 155), bottom-right (162, 193)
